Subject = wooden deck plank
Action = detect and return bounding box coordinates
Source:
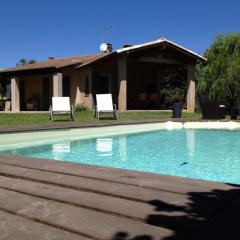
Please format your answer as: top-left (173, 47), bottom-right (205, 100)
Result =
top-left (0, 163), bottom-right (233, 217)
top-left (0, 175), bottom-right (206, 232)
top-left (0, 155), bottom-right (234, 193)
top-left (0, 210), bottom-right (90, 240)
top-left (0, 155), bottom-right (236, 193)
top-left (0, 188), bottom-right (187, 240)
top-left (0, 155), bottom-right (240, 239)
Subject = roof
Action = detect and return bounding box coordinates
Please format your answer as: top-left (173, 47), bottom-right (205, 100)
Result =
top-left (0, 53), bottom-right (111, 74)
top-left (0, 38), bottom-right (206, 74)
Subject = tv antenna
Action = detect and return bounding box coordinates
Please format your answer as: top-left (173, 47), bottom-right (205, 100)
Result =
top-left (102, 25), bottom-right (112, 43)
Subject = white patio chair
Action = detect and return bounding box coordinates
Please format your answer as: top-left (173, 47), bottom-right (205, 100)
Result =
top-left (95, 94), bottom-right (117, 119)
top-left (49, 97), bottom-right (74, 121)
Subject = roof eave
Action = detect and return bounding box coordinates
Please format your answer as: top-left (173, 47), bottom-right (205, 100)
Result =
top-left (76, 52), bottom-right (117, 69)
top-left (117, 38), bottom-right (206, 62)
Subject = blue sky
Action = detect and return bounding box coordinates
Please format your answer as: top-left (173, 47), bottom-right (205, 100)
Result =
top-left (0, 0), bottom-right (239, 68)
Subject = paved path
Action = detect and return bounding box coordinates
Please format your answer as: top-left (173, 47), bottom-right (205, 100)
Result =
top-left (0, 154), bottom-right (239, 240)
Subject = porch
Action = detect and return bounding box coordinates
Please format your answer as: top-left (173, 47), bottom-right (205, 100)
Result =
top-left (10, 72), bottom-right (72, 112)
top-left (91, 43), bottom-right (196, 112)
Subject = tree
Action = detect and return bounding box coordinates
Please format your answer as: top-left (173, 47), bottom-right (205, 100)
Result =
top-left (16, 58), bottom-right (36, 66)
top-left (159, 68), bottom-right (187, 107)
top-left (196, 33), bottom-right (240, 113)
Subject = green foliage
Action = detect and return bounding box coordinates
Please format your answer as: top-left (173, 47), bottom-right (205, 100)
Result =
top-left (196, 33), bottom-right (240, 111)
top-left (28, 59), bottom-right (36, 64)
top-left (171, 93), bottom-right (183, 103)
top-left (0, 98), bottom-right (6, 110)
top-left (16, 58), bottom-right (36, 66)
top-left (74, 104), bottom-right (90, 112)
top-left (159, 68), bottom-right (187, 107)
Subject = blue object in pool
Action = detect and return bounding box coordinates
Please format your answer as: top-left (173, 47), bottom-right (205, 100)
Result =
top-left (2, 129), bottom-right (240, 184)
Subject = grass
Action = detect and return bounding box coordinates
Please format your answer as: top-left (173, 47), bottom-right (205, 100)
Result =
top-left (0, 111), bottom-right (202, 128)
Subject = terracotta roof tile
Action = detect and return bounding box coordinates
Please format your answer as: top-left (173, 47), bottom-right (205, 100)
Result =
top-left (0, 53), bottom-right (110, 73)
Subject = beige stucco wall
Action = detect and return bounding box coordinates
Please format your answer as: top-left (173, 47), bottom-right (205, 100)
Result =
top-left (15, 69), bottom-right (94, 110)
top-left (78, 68), bottom-right (93, 109)
top-left (61, 69), bottom-right (79, 106)
top-left (66, 61), bottom-right (119, 110)
top-left (62, 67), bottom-right (95, 109)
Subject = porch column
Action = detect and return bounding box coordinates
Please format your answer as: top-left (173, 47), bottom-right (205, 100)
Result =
top-left (11, 77), bottom-right (20, 112)
top-left (187, 65), bottom-right (196, 112)
top-left (53, 73), bottom-right (63, 97)
top-left (118, 56), bottom-right (127, 112)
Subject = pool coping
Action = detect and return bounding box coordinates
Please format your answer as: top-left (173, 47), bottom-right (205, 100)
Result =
top-left (0, 118), bottom-right (237, 134)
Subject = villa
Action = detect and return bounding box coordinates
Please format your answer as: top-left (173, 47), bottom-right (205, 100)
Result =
top-left (0, 38), bottom-right (206, 112)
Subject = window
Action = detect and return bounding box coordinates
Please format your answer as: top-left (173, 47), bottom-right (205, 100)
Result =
top-left (85, 76), bottom-right (89, 96)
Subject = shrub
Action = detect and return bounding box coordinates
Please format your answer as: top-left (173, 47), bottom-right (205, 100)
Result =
top-left (75, 104), bottom-right (90, 112)
top-left (0, 98), bottom-right (6, 111)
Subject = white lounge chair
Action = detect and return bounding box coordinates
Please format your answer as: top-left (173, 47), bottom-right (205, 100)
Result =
top-left (49, 97), bottom-right (74, 121)
top-left (95, 94), bottom-right (117, 119)
top-left (96, 138), bottom-right (113, 156)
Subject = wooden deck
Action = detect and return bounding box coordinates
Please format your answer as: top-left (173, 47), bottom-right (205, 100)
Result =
top-left (0, 154), bottom-right (240, 240)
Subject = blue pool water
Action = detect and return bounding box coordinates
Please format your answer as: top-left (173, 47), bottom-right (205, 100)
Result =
top-left (2, 129), bottom-right (240, 184)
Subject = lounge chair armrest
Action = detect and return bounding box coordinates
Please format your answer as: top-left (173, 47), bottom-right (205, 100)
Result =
top-left (49, 106), bottom-right (53, 120)
top-left (71, 105), bottom-right (75, 120)
top-left (94, 105), bottom-right (98, 118)
top-left (113, 104), bottom-right (117, 119)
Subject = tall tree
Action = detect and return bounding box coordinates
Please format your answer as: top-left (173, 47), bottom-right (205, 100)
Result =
top-left (16, 58), bottom-right (36, 66)
top-left (196, 33), bottom-right (240, 113)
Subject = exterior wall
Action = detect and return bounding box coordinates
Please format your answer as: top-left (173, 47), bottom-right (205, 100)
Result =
top-left (61, 69), bottom-right (79, 106)
top-left (78, 68), bottom-right (93, 109)
top-left (61, 68), bottom-right (93, 109)
top-left (11, 69), bottom-right (94, 111)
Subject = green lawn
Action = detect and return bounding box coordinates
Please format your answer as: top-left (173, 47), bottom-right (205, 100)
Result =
top-left (0, 111), bottom-right (202, 128)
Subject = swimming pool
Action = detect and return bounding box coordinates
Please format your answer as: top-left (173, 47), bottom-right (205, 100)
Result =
top-left (1, 124), bottom-right (240, 184)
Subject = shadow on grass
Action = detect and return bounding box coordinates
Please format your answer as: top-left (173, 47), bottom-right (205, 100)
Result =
top-left (110, 184), bottom-right (240, 240)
